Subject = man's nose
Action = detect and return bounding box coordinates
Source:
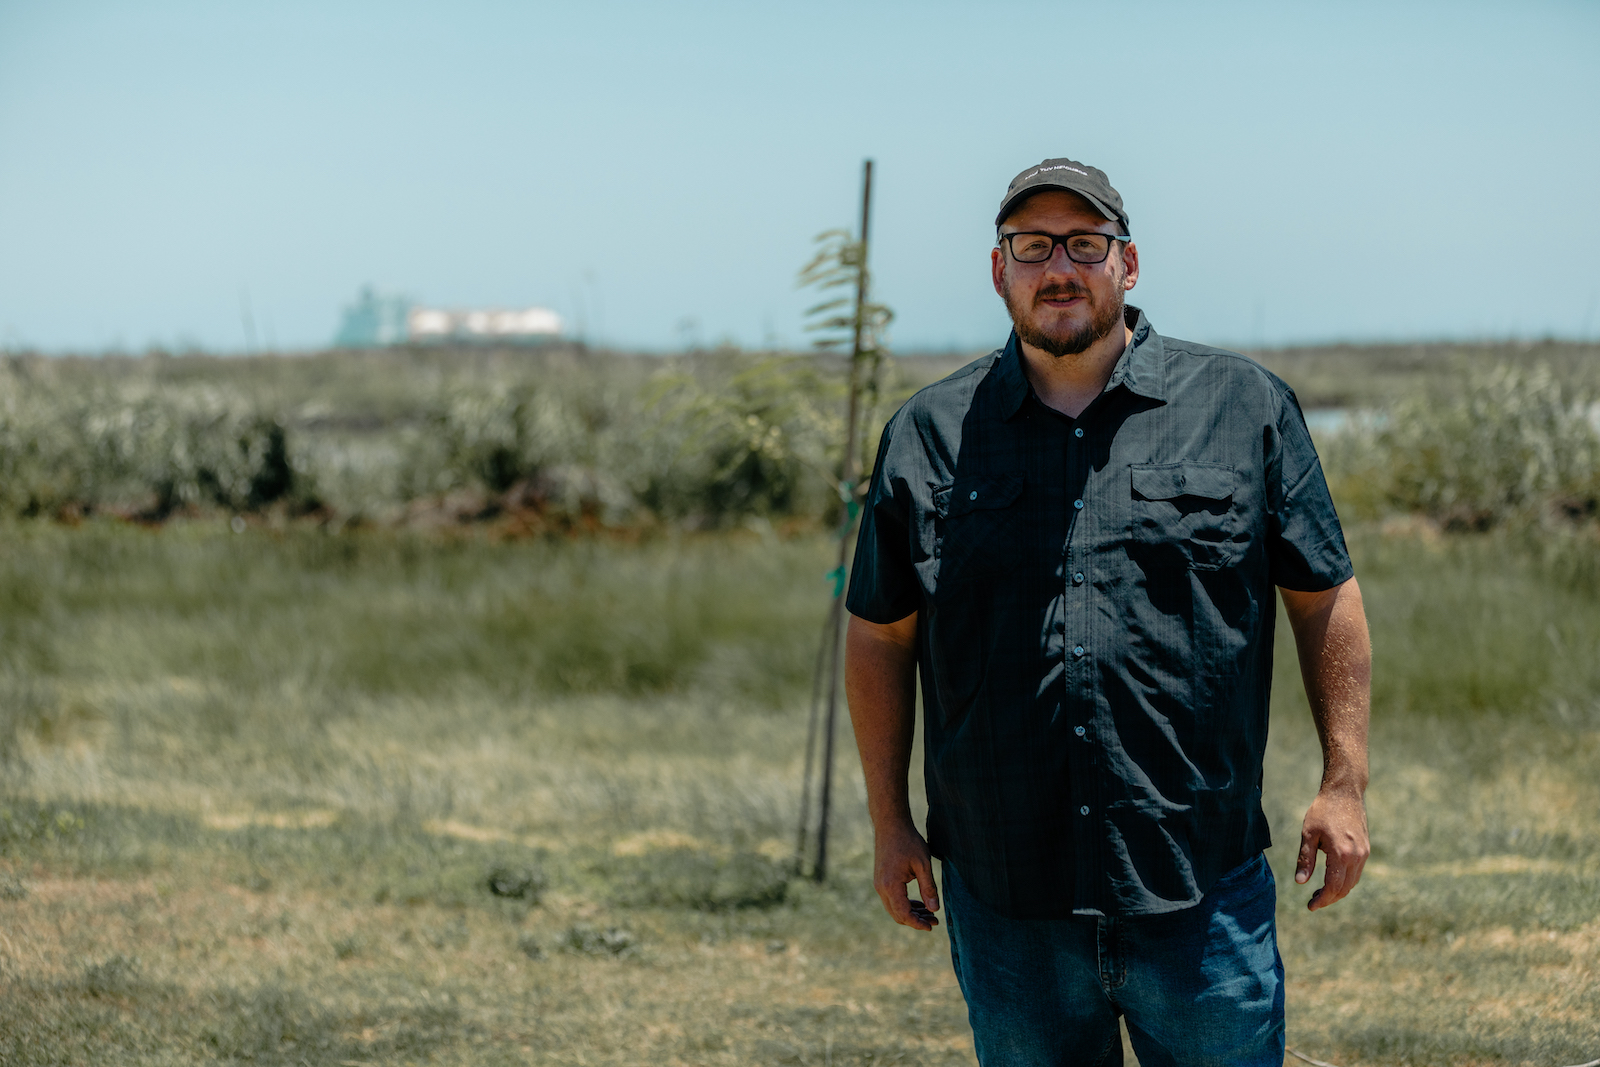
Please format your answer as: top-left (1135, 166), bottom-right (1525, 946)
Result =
top-left (1041, 242), bottom-right (1080, 277)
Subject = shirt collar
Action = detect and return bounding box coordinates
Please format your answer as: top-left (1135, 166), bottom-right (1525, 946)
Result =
top-left (993, 332), bottom-right (1032, 421)
top-left (996, 305), bottom-right (1167, 421)
top-left (1108, 306), bottom-right (1167, 403)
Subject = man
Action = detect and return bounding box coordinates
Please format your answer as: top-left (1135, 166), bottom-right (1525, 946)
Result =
top-left (844, 157), bottom-right (1370, 1066)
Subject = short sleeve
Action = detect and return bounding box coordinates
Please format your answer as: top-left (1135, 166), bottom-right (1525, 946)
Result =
top-left (1266, 389), bottom-right (1354, 591)
top-left (846, 415), bottom-right (920, 624)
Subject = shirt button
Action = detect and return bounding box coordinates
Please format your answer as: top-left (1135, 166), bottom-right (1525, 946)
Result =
top-left (969, 490), bottom-right (978, 501)
top-left (1073, 499), bottom-right (1084, 510)
top-left (1080, 805), bottom-right (1091, 816)
top-left (1072, 571), bottom-right (1085, 585)
top-left (1074, 427), bottom-right (1084, 438)
top-left (1073, 645), bottom-right (1086, 658)
top-left (1074, 725), bottom-right (1086, 737)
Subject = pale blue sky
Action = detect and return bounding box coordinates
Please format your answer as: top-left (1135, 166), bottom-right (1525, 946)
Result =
top-left (1, 0), bottom-right (1596, 353)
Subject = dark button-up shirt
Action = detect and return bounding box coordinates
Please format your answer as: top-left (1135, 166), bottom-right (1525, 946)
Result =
top-left (846, 307), bottom-right (1352, 919)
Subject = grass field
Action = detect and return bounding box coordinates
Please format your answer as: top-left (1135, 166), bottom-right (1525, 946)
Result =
top-left (1, 519), bottom-right (1598, 1065)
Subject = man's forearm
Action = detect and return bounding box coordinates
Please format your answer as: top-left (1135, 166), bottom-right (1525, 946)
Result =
top-left (1283, 578), bottom-right (1371, 793)
top-left (844, 611), bottom-right (920, 829)
top-left (846, 610), bottom-right (940, 930)
top-left (1281, 577), bottom-right (1372, 910)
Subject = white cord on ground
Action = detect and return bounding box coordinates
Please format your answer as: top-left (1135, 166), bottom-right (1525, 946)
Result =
top-left (1288, 1049), bottom-right (1343, 1067)
top-left (1289, 1048), bottom-right (1600, 1067)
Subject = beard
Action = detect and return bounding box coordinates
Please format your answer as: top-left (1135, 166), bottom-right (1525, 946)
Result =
top-left (1002, 273), bottom-right (1125, 357)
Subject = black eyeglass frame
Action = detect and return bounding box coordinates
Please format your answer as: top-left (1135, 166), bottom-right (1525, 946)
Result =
top-left (997, 231), bottom-right (1133, 265)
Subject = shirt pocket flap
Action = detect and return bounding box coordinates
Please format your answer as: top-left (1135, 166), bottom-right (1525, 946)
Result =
top-left (1130, 462), bottom-right (1236, 502)
top-left (946, 473), bottom-right (1024, 517)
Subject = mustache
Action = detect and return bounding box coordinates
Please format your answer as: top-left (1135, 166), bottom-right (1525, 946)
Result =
top-left (1034, 284), bottom-right (1090, 303)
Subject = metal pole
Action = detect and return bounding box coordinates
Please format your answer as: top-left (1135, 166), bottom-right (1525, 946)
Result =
top-left (815, 158), bottom-right (874, 883)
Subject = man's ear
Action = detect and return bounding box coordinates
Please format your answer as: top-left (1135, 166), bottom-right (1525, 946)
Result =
top-left (991, 245), bottom-right (1007, 298)
top-left (1120, 240), bottom-right (1139, 291)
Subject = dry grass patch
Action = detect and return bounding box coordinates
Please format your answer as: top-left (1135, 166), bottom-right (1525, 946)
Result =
top-left (0, 854), bottom-right (973, 1066)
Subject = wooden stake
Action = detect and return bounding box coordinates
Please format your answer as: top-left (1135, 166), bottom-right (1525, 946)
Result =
top-left (815, 158), bottom-right (874, 883)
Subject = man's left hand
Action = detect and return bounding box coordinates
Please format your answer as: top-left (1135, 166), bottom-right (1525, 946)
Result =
top-left (1296, 786), bottom-right (1369, 911)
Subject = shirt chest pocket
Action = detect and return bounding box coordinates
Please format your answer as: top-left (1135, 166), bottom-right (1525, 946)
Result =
top-left (932, 473), bottom-right (1027, 590)
top-left (1129, 462), bottom-right (1245, 571)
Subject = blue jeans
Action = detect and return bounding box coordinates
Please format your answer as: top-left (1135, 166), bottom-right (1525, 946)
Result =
top-left (943, 853), bottom-right (1285, 1067)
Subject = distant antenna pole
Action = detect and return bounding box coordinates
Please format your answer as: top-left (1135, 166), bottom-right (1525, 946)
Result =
top-left (815, 158), bottom-right (874, 884)
top-left (240, 289), bottom-right (258, 355)
top-left (569, 282), bottom-right (589, 352)
top-left (585, 269), bottom-right (604, 350)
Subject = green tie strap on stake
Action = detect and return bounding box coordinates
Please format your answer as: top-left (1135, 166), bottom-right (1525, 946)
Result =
top-left (832, 482), bottom-right (860, 540)
top-left (834, 504), bottom-right (859, 541)
top-left (826, 565), bottom-right (846, 598)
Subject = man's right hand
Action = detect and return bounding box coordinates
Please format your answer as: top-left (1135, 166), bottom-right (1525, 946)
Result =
top-left (873, 820), bottom-right (941, 931)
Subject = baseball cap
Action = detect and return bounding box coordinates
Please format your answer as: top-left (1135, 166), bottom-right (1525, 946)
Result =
top-left (995, 158), bottom-right (1129, 233)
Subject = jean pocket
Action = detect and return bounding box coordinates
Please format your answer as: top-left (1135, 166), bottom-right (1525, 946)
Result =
top-left (1129, 462), bottom-right (1244, 571)
top-left (1207, 851), bottom-right (1273, 902)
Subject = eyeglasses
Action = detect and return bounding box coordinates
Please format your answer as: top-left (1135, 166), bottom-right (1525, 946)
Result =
top-left (998, 231), bottom-right (1131, 265)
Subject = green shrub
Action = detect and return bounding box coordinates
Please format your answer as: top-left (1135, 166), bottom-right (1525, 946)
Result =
top-left (640, 355), bottom-right (847, 524)
top-left (0, 350), bottom-right (883, 528)
top-left (1326, 363), bottom-right (1600, 529)
top-left (0, 369), bottom-right (309, 518)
